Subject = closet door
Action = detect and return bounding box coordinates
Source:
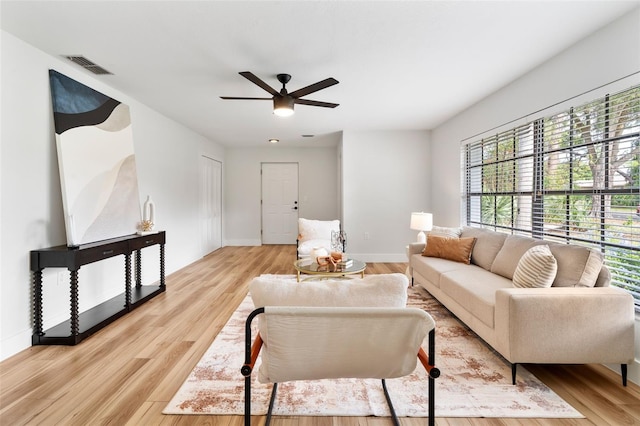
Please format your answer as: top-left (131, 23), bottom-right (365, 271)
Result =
top-left (200, 155), bottom-right (222, 255)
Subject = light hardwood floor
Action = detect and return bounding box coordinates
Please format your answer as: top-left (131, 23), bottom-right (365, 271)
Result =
top-left (1, 245), bottom-right (639, 425)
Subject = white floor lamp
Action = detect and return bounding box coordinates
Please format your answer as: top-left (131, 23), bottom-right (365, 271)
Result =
top-left (410, 212), bottom-right (433, 243)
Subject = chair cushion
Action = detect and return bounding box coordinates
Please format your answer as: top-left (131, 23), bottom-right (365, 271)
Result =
top-left (250, 273), bottom-right (409, 309)
top-left (258, 307), bottom-right (434, 383)
top-left (298, 218), bottom-right (340, 241)
top-left (297, 239), bottom-right (333, 257)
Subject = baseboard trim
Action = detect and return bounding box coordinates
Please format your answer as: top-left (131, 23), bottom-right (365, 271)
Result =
top-left (348, 253), bottom-right (408, 263)
top-left (1, 329), bottom-right (32, 362)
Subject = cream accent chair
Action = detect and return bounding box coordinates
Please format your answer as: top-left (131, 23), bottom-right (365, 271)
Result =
top-left (296, 218), bottom-right (341, 259)
top-left (244, 274), bottom-right (439, 426)
top-left (242, 307), bottom-right (438, 426)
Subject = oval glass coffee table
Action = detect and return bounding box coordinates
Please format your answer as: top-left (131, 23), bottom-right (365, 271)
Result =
top-left (293, 259), bottom-right (367, 282)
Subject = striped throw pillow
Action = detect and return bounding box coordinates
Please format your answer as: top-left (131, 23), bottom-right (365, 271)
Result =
top-left (428, 226), bottom-right (462, 239)
top-left (512, 245), bottom-right (558, 288)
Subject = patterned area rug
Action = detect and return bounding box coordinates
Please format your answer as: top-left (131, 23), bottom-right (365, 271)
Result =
top-left (164, 275), bottom-right (583, 418)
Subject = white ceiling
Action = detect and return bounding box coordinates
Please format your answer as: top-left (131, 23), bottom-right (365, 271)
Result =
top-left (2, 1), bottom-right (639, 147)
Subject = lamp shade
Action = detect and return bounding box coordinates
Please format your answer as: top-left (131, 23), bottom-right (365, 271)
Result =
top-left (410, 212), bottom-right (432, 244)
top-left (410, 212), bottom-right (433, 231)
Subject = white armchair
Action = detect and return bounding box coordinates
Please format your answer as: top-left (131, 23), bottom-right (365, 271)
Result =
top-left (243, 274), bottom-right (440, 426)
top-left (296, 218), bottom-right (342, 259)
top-left (242, 307), bottom-right (438, 425)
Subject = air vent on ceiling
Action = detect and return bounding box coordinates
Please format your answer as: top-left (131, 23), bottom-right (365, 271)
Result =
top-left (64, 55), bottom-right (113, 75)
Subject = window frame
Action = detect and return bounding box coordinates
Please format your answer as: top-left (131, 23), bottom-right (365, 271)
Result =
top-left (462, 85), bottom-right (640, 310)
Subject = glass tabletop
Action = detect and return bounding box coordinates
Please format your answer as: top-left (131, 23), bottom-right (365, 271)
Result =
top-left (294, 258), bottom-right (366, 275)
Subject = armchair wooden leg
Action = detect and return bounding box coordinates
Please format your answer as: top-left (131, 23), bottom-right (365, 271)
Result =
top-left (622, 364), bottom-right (628, 387)
top-left (512, 363), bottom-right (517, 385)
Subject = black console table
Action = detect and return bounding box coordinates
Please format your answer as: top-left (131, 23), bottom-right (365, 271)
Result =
top-left (30, 231), bottom-right (166, 345)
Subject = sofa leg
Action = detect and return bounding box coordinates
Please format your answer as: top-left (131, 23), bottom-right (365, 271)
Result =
top-left (511, 363), bottom-right (517, 385)
top-left (622, 364), bottom-right (628, 387)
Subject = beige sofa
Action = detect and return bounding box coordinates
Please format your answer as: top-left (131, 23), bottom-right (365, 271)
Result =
top-left (408, 226), bottom-right (636, 385)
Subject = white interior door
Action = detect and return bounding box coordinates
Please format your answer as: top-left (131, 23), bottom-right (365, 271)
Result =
top-left (262, 162), bottom-right (298, 244)
top-left (200, 155), bottom-right (222, 255)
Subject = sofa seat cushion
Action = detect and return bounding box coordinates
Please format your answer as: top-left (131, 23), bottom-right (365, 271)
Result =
top-left (460, 227), bottom-right (507, 271)
top-left (440, 267), bottom-right (513, 329)
top-left (411, 255), bottom-right (471, 288)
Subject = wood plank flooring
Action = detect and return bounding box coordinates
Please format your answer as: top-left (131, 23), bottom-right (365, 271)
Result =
top-left (1, 245), bottom-right (639, 425)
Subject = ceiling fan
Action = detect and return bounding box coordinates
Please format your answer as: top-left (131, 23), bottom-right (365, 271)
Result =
top-left (220, 72), bottom-right (339, 116)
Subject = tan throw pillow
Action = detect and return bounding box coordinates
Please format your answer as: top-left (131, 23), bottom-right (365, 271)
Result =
top-left (422, 235), bottom-right (477, 264)
top-left (512, 245), bottom-right (558, 288)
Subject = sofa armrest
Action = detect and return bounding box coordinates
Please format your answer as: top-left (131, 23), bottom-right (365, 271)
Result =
top-left (494, 287), bottom-right (635, 365)
top-left (406, 243), bottom-right (426, 278)
top-left (408, 242), bottom-right (425, 256)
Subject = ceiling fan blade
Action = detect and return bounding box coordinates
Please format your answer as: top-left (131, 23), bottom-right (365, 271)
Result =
top-left (239, 71), bottom-right (279, 96)
top-left (289, 78), bottom-right (339, 99)
top-left (294, 98), bottom-right (339, 108)
top-left (220, 96), bottom-right (272, 100)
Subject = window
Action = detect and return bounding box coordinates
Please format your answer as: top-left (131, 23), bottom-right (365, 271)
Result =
top-left (462, 85), bottom-right (640, 309)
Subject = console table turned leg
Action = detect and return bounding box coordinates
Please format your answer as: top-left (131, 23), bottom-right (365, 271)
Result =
top-left (33, 270), bottom-right (44, 336)
top-left (125, 253), bottom-right (132, 308)
top-left (70, 270), bottom-right (79, 336)
top-left (135, 250), bottom-right (142, 289)
top-left (160, 243), bottom-right (166, 288)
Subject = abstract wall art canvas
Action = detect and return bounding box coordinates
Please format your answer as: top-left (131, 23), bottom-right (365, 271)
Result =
top-left (49, 70), bottom-right (141, 246)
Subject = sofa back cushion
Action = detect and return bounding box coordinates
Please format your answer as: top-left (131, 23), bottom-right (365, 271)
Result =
top-left (594, 265), bottom-right (611, 287)
top-left (460, 227), bottom-right (507, 270)
top-left (491, 235), bottom-right (547, 279)
top-left (548, 244), bottom-right (603, 288)
top-left (490, 233), bottom-right (604, 288)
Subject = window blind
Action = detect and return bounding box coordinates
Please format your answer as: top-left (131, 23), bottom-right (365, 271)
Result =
top-left (462, 85), bottom-right (640, 309)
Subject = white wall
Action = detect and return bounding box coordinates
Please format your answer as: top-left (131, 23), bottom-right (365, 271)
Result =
top-left (430, 9), bottom-right (640, 384)
top-left (224, 146), bottom-right (339, 246)
top-left (0, 31), bottom-right (225, 360)
top-left (431, 8), bottom-right (640, 225)
top-left (342, 130), bottom-right (430, 262)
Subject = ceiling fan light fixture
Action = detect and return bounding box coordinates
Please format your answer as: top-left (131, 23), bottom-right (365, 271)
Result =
top-left (273, 96), bottom-right (295, 117)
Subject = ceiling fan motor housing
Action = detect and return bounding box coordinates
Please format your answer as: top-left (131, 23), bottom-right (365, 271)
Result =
top-left (277, 73), bottom-right (292, 85)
